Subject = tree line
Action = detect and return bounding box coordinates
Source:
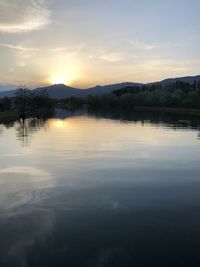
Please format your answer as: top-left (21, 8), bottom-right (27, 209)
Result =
top-left (1, 81), bottom-right (200, 118)
top-left (0, 87), bottom-right (55, 120)
top-left (60, 81), bottom-right (200, 111)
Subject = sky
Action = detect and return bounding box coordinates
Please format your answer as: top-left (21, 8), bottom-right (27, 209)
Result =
top-left (0, 0), bottom-right (199, 90)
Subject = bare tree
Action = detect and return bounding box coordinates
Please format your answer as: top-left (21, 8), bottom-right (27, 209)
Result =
top-left (15, 84), bottom-right (28, 121)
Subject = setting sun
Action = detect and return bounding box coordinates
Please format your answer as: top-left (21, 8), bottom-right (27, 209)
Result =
top-left (50, 76), bottom-right (68, 85)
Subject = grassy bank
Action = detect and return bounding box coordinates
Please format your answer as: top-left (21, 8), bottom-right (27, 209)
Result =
top-left (0, 110), bottom-right (18, 123)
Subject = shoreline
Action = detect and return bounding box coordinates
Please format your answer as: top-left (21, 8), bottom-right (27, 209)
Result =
top-left (133, 107), bottom-right (200, 116)
top-left (1, 107), bottom-right (200, 124)
top-left (0, 110), bottom-right (18, 123)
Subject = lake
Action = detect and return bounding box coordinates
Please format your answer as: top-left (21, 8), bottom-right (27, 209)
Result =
top-left (0, 110), bottom-right (200, 267)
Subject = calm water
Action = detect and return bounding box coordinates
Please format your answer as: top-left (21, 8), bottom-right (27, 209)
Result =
top-left (0, 111), bottom-right (200, 267)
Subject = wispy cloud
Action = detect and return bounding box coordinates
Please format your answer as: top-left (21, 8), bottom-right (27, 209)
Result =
top-left (48, 43), bottom-right (85, 54)
top-left (48, 47), bottom-right (68, 52)
top-left (143, 58), bottom-right (190, 72)
top-left (0, 42), bottom-right (38, 67)
top-left (0, 41), bottom-right (86, 67)
top-left (99, 52), bottom-right (125, 62)
top-left (0, 43), bottom-right (37, 51)
top-left (130, 40), bottom-right (161, 50)
top-left (130, 40), bottom-right (180, 51)
top-left (0, 0), bottom-right (51, 33)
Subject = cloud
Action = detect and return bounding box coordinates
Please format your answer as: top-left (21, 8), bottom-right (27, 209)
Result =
top-left (49, 47), bottom-right (68, 52)
top-left (0, 42), bottom-right (85, 53)
top-left (130, 40), bottom-right (161, 50)
top-left (130, 40), bottom-right (180, 51)
top-left (0, 42), bottom-right (37, 67)
top-left (0, 43), bottom-right (37, 51)
top-left (143, 58), bottom-right (190, 72)
top-left (0, 41), bottom-right (85, 68)
top-left (99, 52), bottom-right (125, 62)
top-left (48, 43), bottom-right (85, 54)
top-left (0, 0), bottom-right (51, 33)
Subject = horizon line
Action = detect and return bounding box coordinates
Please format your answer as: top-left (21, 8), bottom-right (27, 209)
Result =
top-left (0, 73), bottom-right (200, 91)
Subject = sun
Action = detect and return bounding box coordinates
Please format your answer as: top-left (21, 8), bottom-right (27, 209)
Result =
top-left (50, 76), bottom-right (68, 85)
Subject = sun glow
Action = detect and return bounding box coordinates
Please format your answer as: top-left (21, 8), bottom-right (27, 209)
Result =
top-left (51, 119), bottom-right (71, 129)
top-left (50, 76), bottom-right (68, 85)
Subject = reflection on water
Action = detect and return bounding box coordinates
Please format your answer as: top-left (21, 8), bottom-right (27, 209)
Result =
top-left (15, 118), bottom-right (48, 146)
top-left (89, 108), bottom-right (200, 130)
top-left (1, 110), bottom-right (200, 146)
top-left (0, 110), bottom-right (200, 267)
top-left (0, 166), bottom-right (54, 212)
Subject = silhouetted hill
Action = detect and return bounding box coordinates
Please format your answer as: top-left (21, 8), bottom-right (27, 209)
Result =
top-left (0, 89), bottom-right (18, 98)
top-left (149, 75), bottom-right (200, 86)
top-left (85, 82), bottom-right (143, 96)
top-left (0, 84), bottom-right (16, 93)
top-left (0, 82), bottom-right (143, 99)
top-left (34, 82), bottom-right (144, 98)
top-left (34, 84), bottom-right (84, 99)
top-left (0, 75), bottom-right (200, 99)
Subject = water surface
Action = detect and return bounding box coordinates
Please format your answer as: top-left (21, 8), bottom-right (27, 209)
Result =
top-left (0, 111), bottom-right (200, 267)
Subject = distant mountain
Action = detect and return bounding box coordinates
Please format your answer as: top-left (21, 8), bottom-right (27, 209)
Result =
top-left (0, 82), bottom-right (143, 99)
top-left (34, 82), bottom-right (143, 99)
top-left (149, 75), bottom-right (200, 86)
top-left (0, 84), bottom-right (18, 98)
top-left (0, 84), bottom-right (16, 92)
top-left (34, 84), bottom-right (84, 99)
top-left (0, 75), bottom-right (199, 99)
top-left (85, 82), bottom-right (143, 96)
top-left (0, 89), bottom-right (18, 98)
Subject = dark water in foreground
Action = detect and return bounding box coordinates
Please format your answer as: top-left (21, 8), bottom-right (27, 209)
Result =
top-left (0, 111), bottom-right (200, 267)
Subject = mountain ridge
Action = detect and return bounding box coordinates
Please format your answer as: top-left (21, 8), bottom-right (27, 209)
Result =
top-left (0, 75), bottom-right (199, 99)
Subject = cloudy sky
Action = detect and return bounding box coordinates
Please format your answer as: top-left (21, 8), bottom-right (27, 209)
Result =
top-left (0, 0), bottom-right (199, 89)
